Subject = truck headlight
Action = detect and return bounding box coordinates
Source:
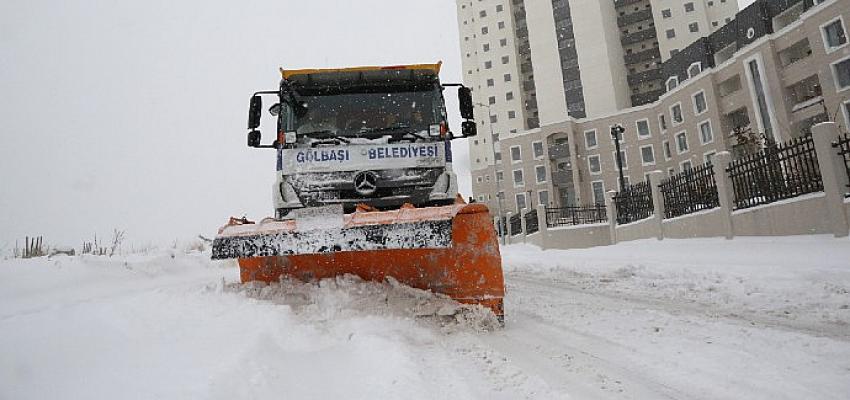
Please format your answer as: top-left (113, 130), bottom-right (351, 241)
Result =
top-left (429, 124), bottom-right (441, 137)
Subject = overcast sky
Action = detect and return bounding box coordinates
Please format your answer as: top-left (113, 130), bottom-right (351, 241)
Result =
top-left (1, 0), bottom-right (756, 248)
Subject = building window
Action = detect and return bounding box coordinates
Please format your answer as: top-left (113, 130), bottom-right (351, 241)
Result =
top-left (689, 22), bottom-right (699, 33)
top-left (693, 91), bottom-right (708, 114)
top-left (515, 193), bottom-right (527, 211)
top-left (513, 169), bottom-right (524, 187)
top-left (640, 145), bottom-right (656, 165)
top-left (662, 9), bottom-right (672, 18)
top-left (480, 10), bottom-right (487, 18)
top-left (496, 4), bottom-right (504, 12)
top-left (484, 61), bottom-right (492, 69)
top-left (663, 140), bottom-right (672, 160)
top-left (688, 62), bottom-right (702, 78)
top-left (487, 78), bottom-right (495, 87)
top-left (510, 146), bottom-right (522, 162)
top-left (501, 56), bottom-right (509, 64)
top-left (500, 38), bottom-right (508, 47)
top-left (676, 131), bottom-right (689, 153)
top-left (658, 114), bottom-right (668, 132)
top-left (588, 155), bottom-right (602, 174)
top-left (490, 114), bottom-right (498, 123)
top-left (482, 27), bottom-right (489, 35)
top-left (498, 21), bottom-right (506, 30)
top-left (704, 151), bottom-right (716, 164)
top-left (538, 190), bottom-right (549, 207)
top-left (671, 103), bottom-right (684, 124)
top-left (488, 96), bottom-right (496, 105)
top-left (532, 141), bottom-right (544, 158)
top-left (584, 129), bottom-right (598, 149)
top-left (508, 110), bottom-right (516, 119)
top-left (843, 100), bottom-right (850, 127)
top-left (681, 160), bottom-right (694, 171)
top-left (684, 2), bottom-right (695, 12)
top-left (666, 76), bottom-right (679, 91)
top-left (666, 29), bottom-right (676, 39)
top-left (699, 120), bottom-right (714, 144)
top-left (483, 43), bottom-right (490, 52)
top-left (506, 91), bottom-right (514, 101)
top-left (832, 56), bottom-right (850, 91)
top-left (636, 119), bottom-right (651, 139)
top-left (535, 165), bottom-right (547, 183)
top-left (496, 171), bottom-right (504, 182)
top-left (476, 176), bottom-right (483, 183)
top-left (504, 73), bottom-right (512, 82)
top-left (821, 17), bottom-right (847, 53)
top-left (592, 181), bottom-right (605, 205)
top-left (613, 150), bottom-right (628, 170)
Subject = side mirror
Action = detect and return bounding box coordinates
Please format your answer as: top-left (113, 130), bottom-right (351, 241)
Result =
top-left (458, 87), bottom-right (474, 120)
top-left (248, 130), bottom-right (261, 147)
top-left (268, 103), bottom-right (282, 117)
top-left (248, 96), bottom-right (262, 129)
top-left (462, 121), bottom-right (477, 137)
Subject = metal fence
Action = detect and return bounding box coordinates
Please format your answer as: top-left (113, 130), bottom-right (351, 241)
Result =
top-left (659, 162), bottom-right (720, 219)
top-left (545, 205), bottom-right (608, 227)
top-left (613, 181), bottom-right (654, 225)
top-left (727, 136), bottom-right (823, 210)
top-left (509, 213), bottom-right (522, 236)
top-left (835, 133), bottom-right (850, 194)
top-left (524, 209), bottom-right (539, 235)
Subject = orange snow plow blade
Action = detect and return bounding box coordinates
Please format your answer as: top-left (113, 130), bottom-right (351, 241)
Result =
top-left (212, 202), bottom-right (505, 319)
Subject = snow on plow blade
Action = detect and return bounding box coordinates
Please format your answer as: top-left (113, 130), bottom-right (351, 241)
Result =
top-left (212, 203), bottom-right (505, 319)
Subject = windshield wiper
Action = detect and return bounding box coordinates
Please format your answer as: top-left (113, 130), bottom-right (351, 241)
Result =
top-left (301, 130), bottom-right (351, 144)
top-left (358, 124), bottom-right (429, 141)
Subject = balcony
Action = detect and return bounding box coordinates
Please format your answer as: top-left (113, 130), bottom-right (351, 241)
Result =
top-left (631, 89), bottom-right (665, 107)
top-left (624, 47), bottom-right (661, 64)
top-left (552, 170), bottom-right (573, 187)
top-left (627, 68), bottom-right (662, 86)
top-left (614, 0), bottom-right (644, 8)
top-left (548, 143), bottom-right (571, 160)
top-left (617, 9), bottom-right (653, 28)
top-left (621, 29), bottom-right (656, 46)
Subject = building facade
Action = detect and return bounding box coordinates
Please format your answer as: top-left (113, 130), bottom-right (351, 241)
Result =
top-left (457, 0), bottom-right (739, 216)
top-left (467, 0), bottom-right (850, 219)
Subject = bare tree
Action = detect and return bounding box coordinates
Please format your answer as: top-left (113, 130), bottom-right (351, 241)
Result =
top-left (109, 229), bottom-right (126, 257)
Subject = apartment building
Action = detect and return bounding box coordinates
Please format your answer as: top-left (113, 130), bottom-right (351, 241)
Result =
top-left (485, 0), bottom-right (849, 216)
top-left (651, 0), bottom-right (740, 61)
top-left (457, 0), bottom-right (738, 216)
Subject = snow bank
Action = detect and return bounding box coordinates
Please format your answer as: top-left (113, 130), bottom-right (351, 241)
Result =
top-left (0, 251), bottom-right (518, 400)
top-left (502, 235), bottom-right (850, 337)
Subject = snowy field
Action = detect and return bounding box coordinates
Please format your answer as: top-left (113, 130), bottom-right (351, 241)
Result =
top-left (1, 236), bottom-right (849, 400)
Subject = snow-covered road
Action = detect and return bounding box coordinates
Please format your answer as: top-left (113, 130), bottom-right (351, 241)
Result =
top-left (2, 236), bottom-right (849, 399)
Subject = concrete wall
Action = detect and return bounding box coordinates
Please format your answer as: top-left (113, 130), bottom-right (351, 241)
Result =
top-left (614, 217), bottom-right (658, 242)
top-left (663, 208), bottom-right (727, 238)
top-left (731, 194), bottom-right (834, 236)
top-left (541, 224), bottom-right (612, 250)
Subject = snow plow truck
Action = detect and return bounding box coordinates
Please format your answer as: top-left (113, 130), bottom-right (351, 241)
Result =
top-left (211, 62), bottom-right (505, 320)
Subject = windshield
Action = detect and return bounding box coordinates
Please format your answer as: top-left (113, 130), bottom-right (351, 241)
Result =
top-left (292, 90), bottom-right (442, 141)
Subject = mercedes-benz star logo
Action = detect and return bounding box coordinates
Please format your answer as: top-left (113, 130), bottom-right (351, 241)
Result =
top-left (353, 171), bottom-right (378, 196)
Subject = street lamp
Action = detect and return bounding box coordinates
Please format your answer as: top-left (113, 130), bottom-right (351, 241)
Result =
top-left (611, 124), bottom-right (627, 192)
top-left (475, 102), bottom-right (506, 243)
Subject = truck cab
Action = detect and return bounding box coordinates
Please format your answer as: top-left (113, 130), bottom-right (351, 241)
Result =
top-left (246, 63), bottom-right (476, 217)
